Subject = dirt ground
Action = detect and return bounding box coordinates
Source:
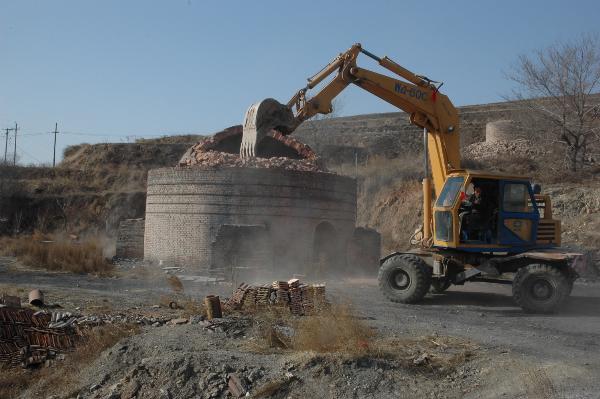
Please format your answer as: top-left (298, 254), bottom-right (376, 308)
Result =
top-left (2, 257), bottom-right (600, 399)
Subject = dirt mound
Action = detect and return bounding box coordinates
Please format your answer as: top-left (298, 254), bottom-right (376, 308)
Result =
top-left (463, 138), bottom-right (549, 161)
top-left (23, 310), bottom-right (480, 399)
top-left (61, 142), bottom-right (192, 170)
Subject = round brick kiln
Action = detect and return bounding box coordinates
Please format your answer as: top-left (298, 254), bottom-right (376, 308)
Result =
top-left (143, 126), bottom-right (358, 279)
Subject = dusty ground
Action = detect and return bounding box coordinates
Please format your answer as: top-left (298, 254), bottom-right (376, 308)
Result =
top-left (1, 258), bottom-right (600, 399)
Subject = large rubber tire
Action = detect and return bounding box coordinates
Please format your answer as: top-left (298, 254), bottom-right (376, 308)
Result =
top-left (378, 254), bottom-right (431, 304)
top-left (512, 263), bottom-right (569, 313)
top-left (430, 279), bottom-right (452, 294)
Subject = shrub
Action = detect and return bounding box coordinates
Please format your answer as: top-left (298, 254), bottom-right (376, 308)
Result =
top-left (0, 236), bottom-right (114, 275)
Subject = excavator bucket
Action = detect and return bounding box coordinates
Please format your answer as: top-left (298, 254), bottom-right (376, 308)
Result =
top-left (240, 98), bottom-right (295, 158)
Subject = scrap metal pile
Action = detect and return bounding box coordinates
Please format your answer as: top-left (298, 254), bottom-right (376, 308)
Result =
top-left (224, 279), bottom-right (327, 316)
top-left (178, 125), bottom-right (325, 172)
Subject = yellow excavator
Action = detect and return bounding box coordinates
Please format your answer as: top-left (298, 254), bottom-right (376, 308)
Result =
top-left (241, 43), bottom-right (587, 313)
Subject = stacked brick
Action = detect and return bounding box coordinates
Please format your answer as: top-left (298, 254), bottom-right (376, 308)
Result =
top-left (256, 286), bottom-right (271, 307)
top-left (273, 281), bottom-right (290, 307)
top-left (0, 307), bottom-right (79, 368)
top-left (224, 284), bottom-right (249, 310)
top-left (223, 279), bottom-right (327, 316)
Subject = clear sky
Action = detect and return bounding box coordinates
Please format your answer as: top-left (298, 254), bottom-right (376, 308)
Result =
top-left (1, 0), bottom-right (599, 165)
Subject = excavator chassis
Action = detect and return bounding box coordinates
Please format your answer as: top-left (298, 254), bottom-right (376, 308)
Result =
top-left (377, 249), bottom-right (588, 313)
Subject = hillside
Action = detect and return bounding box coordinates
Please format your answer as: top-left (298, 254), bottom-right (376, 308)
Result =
top-left (0, 98), bottom-right (598, 265)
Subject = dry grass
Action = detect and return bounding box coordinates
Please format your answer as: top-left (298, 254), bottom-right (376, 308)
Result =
top-left (0, 235), bottom-right (114, 275)
top-left (329, 154), bottom-right (425, 252)
top-left (369, 335), bottom-right (478, 372)
top-left (252, 374), bottom-right (297, 398)
top-left (358, 179), bottom-right (423, 252)
top-left (248, 304), bottom-right (477, 375)
top-left (0, 324), bottom-right (138, 399)
top-left (291, 304), bottom-right (375, 354)
top-left (159, 294), bottom-right (206, 319)
top-left (330, 154), bottom-right (422, 196)
top-left (0, 285), bottom-right (28, 298)
top-left (161, 275), bottom-right (206, 317)
top-left (166, 275), bottom-right (185, 294)
top-left (179, 297), bottom-right (207, 318)
top-left (250, 304), bottom-right (375, 355)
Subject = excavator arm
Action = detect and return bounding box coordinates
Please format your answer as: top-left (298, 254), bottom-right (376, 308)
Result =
top-left (241, 43), bottom-right (461, 200)
top-left (241, 44), bottom-right (463, 244)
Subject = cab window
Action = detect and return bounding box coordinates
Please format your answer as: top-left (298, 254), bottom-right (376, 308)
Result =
top-left (503, 183), bottom-right (534, 213)
top-left (436, 177), bottom-right (464, 207)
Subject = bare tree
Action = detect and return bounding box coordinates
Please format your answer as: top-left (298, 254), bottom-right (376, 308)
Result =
top-left (56, 197), bottom-right (76, 232)
top-left (13, 210), bottom-right (23, 236)
top-left (506, 35), bottom-right (600, 171)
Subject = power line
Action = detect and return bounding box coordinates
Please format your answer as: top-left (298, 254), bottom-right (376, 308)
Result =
top-left (19, 132), bottom-right (50, 137)
top-left (16, 144), bottom-right (42, 164)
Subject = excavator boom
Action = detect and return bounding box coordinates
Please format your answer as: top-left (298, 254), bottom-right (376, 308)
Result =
top-left (241, 43), bottom-right (460, 198)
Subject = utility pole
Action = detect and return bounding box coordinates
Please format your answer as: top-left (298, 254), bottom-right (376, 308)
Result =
top-left (13, 122), bottom-right (18, 166)
top-left (53, 122), bottom-right (59, 167)
top-left (3, 128), bottom-right (9, 164)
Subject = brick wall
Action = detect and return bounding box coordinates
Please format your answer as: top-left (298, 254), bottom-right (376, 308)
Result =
top-left (144, 167), bottom-right (357, 276)
top-left (115, 218), bottom-right (145, 259)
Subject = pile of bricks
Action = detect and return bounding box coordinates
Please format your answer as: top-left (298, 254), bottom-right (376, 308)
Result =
top-left (224, 278), bottom-right (327, 316)
top-left (180, 152), bottom-right (323, 172)
top-left (178, 125), bottom-right (325, 172)
top-left (0, 307), bottom-right (79, 368)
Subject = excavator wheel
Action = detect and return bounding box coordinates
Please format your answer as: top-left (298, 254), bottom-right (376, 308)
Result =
top-left (378, 254), bottom-right (431, 304)
top-left (512, 263), bottom-right (569, 313)
top-left (430, 279), bottom-right (452, 294)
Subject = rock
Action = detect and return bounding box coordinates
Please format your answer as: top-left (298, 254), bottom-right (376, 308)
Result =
top-left (221, 364), bottom-right (232, 373)
top-left (227, 373), bottom-right (247, 398)
top-left (413, 353), bottom-right (429, 366)
top-left (170, 318), bottom-right (188, 325)
top-left (247, 368), bottom-right (263, 383)
top-left (89, 384), bottom-right (101, 392)
top-left (121, 380), bottom-right (141, 399)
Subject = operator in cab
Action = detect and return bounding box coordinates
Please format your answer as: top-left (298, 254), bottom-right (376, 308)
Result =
top-left (460, 185), bottom-right (492, 242)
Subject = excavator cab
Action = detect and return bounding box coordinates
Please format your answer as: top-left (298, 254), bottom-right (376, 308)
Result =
top-left (433, 172), bottom-right (553, 252)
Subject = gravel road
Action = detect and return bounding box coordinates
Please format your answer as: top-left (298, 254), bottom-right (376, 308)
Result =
top-left (2, 258), bottom-right (599, 398)
top-left (331, 279), bottom-right (600, 398)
